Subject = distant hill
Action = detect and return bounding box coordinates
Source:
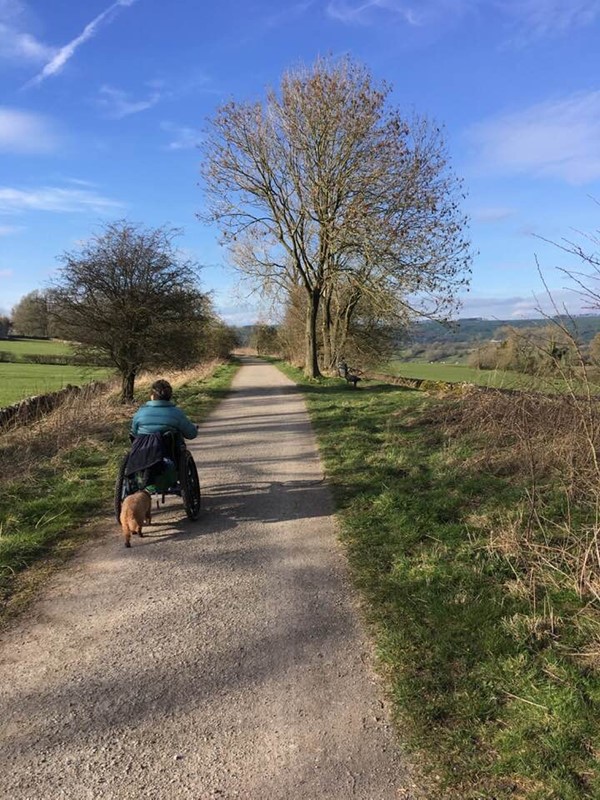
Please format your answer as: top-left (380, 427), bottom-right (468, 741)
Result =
top-left (408, 316), bottom-right (600, 345)
top-left (393, 316), bottom-right (600, 365)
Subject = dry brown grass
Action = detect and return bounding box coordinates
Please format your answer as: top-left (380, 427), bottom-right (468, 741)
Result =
top-left (445, 384), bottom-right (600, 642)
top-left (449, 388), bottom-right (600, 490)
top-left (0, 362), bottom-right (222, 487)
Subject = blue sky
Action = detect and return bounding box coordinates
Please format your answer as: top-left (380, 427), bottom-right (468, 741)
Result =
top-left (1, 0), bottom-right (600, 324)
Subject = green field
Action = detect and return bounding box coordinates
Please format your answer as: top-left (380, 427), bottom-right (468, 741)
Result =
top-left (386, 360), bottom-right (568, 391)
top-left (0, 363), bottom-right (112, 407)
top-left (0, 339), bottom-right (74, 359)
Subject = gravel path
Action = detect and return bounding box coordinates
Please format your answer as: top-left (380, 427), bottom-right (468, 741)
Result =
top-left (0, 358), bottom-right (415, 799)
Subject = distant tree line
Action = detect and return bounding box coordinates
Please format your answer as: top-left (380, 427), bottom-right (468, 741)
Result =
top-left (468, 325), bottom-right (577, 375)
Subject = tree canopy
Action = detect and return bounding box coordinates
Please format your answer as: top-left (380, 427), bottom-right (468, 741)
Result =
top-left (11, 290), bottom-right (50, 338)
top-left (201, 56), bottom-right (472, 376)
top-left (50, 220), bottom-right (211, 402)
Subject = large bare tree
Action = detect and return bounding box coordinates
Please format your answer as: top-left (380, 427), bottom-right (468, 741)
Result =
top-left (201, 57), bottom-right (471, 377)
top-left (50, 221), bottom-right (210, 402)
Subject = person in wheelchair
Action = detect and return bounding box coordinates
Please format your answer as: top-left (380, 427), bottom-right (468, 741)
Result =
top-left (128, 379), bottom-right (198, 495)
top-left (131, 379), bottom-right (198, 440)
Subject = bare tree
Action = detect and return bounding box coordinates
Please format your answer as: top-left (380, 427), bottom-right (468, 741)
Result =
top-left (50, 220), bottom-right (210, 402)
top-left (200, 56), bottom-right (471, 377)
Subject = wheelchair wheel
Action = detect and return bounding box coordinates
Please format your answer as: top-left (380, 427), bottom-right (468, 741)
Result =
top-left (180, 449), bottom-right (201, 520)
top-left (114, 453), bottom-right (129, 523)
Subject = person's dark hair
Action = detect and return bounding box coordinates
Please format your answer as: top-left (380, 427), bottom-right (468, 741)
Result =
top-left (151, 379), bottom-right (173, 401)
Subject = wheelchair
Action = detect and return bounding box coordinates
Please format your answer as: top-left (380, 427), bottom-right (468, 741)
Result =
top-left (114, 431), bottom-right (201, 523)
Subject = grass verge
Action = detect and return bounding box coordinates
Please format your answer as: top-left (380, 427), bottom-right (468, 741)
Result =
top-left (383, 359), bottom-right (596, 394)
top-left (0, 363), bottom-right (112, 407)
top-left (276, 361), bottom-right (600, 800)
top-left (0, 359), bottom-right (239, 623)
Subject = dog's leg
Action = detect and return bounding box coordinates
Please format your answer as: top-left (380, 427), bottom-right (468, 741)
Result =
top-left (121, 521), bottom-right (131, 547)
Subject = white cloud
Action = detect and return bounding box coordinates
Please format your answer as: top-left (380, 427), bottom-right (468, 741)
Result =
top-left (468, 90), bottom-right (600, 184)
top-left (0, 224), bottom-right (22, 235)
top-left (61, 177), bottom-right (99, 188)
top-left (471, 207), bottom-right (515, 223)
top-left (326, 0), bottom-right (600, 37)
top-left (459, 289), bottom-right (586, 319)
top-left (25, 0), bottom-right (139, 88)
top-left (499, 0), bottom-right (600, 41)
top-left (264, 1), bottom-right (317, 27)
top-left (0, 23), bottom-right (55, 62)
top-left (0, 107), bottom-right (60, 153)
top-left (97, 84), bottom-right (161, 118)
top-left (326, 0), bottom-right (433, 25)
top-left (0, 185), bottom-right (124, 214)
top-left (217, 308), bottom-right (260, 325)
top-left (0, 0), bottom-right (55, 63)
top-left (161, 122), bottom-right (202, 150)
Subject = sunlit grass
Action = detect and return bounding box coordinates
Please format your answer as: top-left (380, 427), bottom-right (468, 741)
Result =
top-left (384, 359), bottom-right (597, 394)
top-left (277, 361), bottom-right (600, 800)
top-left (0, 363), bottom-right (112, 406)
top-left (0, 339), bottom-right (74, 358)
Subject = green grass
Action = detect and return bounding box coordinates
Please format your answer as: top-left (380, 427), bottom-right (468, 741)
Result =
top-left (385, 360), bottom-right (568, 391)
top-left (0, 338), bottom-right (74, 358)
top-left (276, 362), bottom-right (600, 799)
top-left (0, 363), bottom-right (112, 406)
top-left (0, 359), bottom-right (240, 617)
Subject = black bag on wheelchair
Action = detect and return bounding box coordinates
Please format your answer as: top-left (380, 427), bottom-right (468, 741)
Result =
top-left (125, 432), bottom-right (177, 493)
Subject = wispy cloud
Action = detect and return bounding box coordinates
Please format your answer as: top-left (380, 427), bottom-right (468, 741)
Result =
top-left (95, 73), bottom-right (215, 120)
top-left (0, 26), bottom-right (55, 63)
top-left (264, 1), bottom-right (317, 28)
top-left (97, 84), bottom-right (161, 118)
top-left (326, 0), bottom-right (430, 26)
top-left (161, 121), bottom-right (202, 150)
top-left (459, 289), bottom-right (586, 319)
top-left (0, 224), bottom-right (21, 236)
top-left (0, 107), bottom-right (60, 153)
top-left (468, 90), bottom-right (600, 184)
top-left (499, 0), bottom-right (600, 41)
top-left (326, 0), bottom-right (600, 38)
top-left (0, 0), bottom-right (55, 63)
top-left (0, 185), bottom-right (124, 214)
top-left (25, 0), bottom-right (139, 88)
top-left (471, 207), bottom-right (516, 223)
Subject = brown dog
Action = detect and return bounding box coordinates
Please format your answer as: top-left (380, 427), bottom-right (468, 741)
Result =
top-left (119, 490), bottom-right (152, 547)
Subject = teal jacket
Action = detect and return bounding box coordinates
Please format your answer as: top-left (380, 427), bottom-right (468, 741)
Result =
top-left (131, 399), bottom-right (198, 439)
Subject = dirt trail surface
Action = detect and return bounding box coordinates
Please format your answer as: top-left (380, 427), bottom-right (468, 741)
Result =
top-left (0, 358), bottom-right (414, 799)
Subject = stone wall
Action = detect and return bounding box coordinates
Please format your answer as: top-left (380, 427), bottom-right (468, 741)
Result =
top-left (0, 381), bottom-right (108, 430)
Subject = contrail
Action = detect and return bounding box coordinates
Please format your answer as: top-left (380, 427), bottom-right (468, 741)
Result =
top-left (24, 0), bottom-right (139, 89)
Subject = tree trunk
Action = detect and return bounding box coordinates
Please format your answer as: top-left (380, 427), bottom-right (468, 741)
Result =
top-left (321, 293), bottom-right (332, 372)
top-left (304, 289), bottom-right (321, 378)
top-left (120, 369), bottom-right (136, 404)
